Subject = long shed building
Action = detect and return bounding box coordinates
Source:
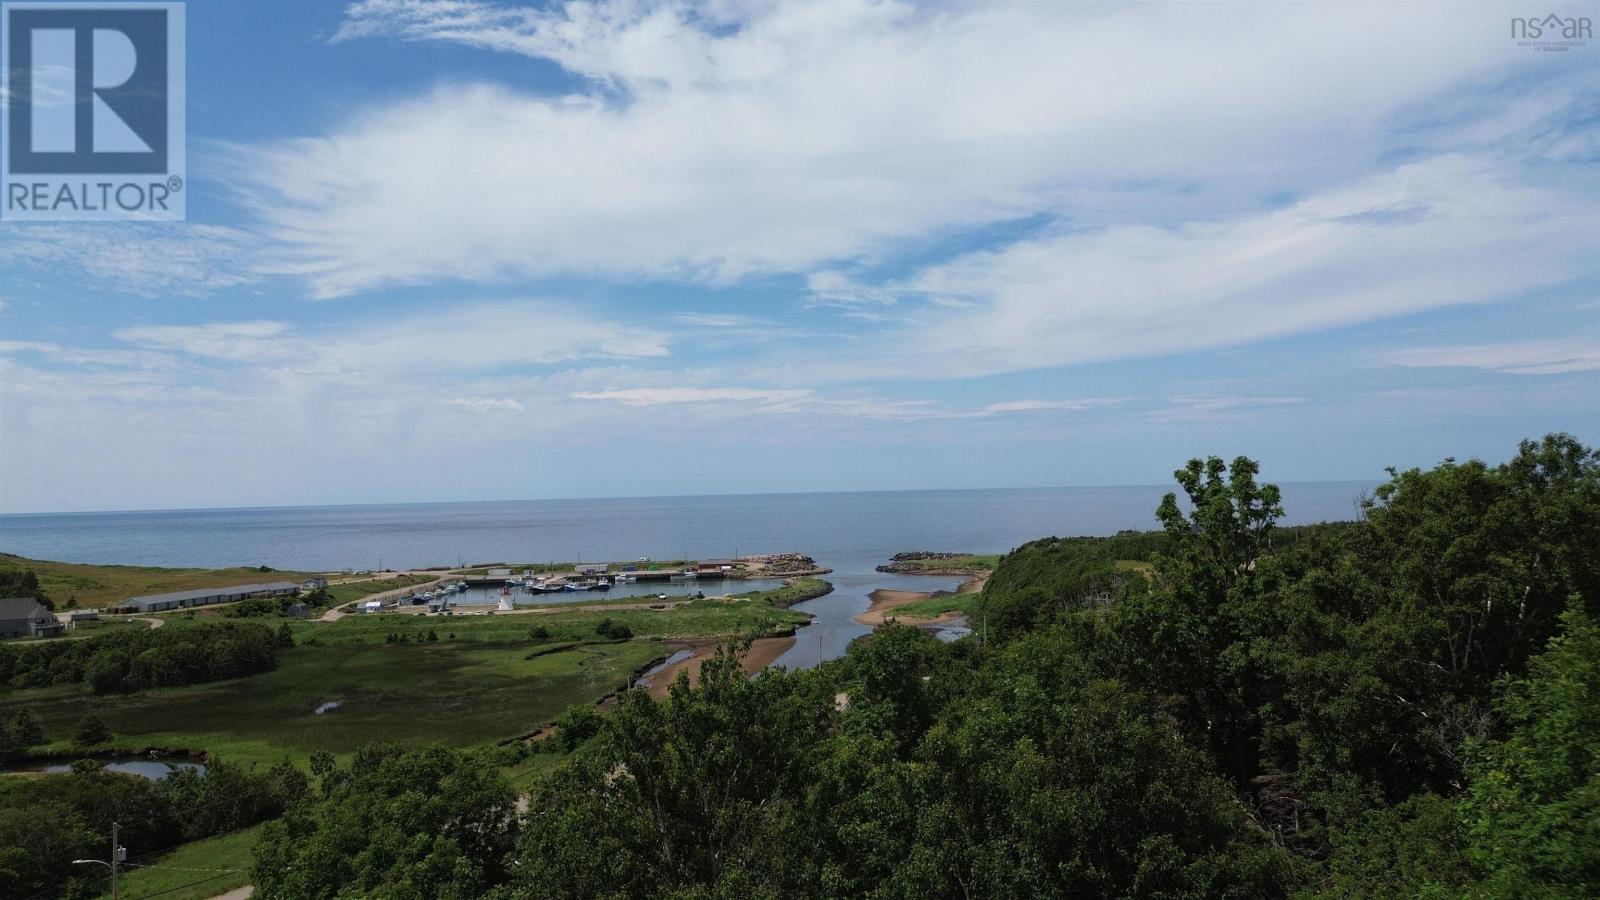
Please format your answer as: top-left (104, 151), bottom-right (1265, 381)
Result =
top-left (115, 581), bottom-right (300, 614)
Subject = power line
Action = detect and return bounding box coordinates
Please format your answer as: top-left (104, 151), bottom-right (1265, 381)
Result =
top-left (125, 870), bottom-right (237, 899)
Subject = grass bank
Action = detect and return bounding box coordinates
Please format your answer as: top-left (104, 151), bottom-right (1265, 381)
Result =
top-left (99, 824), bottom-right (261, 900)
top-left (890, 592), bottom-right (980, 619)
top-left (0, 552), bottom-right (318, 610)
top-left (730, 576), bottom-right (833, 607)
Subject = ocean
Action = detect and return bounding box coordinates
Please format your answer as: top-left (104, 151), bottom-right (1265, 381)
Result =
top-left (0, 482), bottom-right (1375, 668)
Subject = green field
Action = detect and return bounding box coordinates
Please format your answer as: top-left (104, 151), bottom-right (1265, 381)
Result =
top-left (3, 638), bottom-right (665, 767)
top-left (0, 552), bottom-right (320, 610)
top-left (890, 592), bottom-right (979, 619)
top-left (101, 824), bottom-right (262, 900)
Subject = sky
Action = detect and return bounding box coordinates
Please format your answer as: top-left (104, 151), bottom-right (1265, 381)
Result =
top-left (0, 0), bottom-right (1597, 514)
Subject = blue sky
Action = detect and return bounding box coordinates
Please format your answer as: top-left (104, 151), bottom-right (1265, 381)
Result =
top-left (1, 0), bottom-right (1597, 513)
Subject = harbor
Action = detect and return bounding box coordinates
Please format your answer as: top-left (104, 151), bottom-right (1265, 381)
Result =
top-left (349, 554), bottom-right (828, 617)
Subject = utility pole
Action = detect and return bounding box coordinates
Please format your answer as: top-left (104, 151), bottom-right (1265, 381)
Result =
top-left (72, 821), bottom-right (122, 899)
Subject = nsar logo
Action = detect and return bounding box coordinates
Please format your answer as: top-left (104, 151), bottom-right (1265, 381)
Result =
top-left (1511, 13), bottom-right (1592, 52)
top-left (2, 1), bottom-right (186, 221)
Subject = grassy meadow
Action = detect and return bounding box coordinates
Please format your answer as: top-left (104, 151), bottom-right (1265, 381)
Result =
top-left (99, 824), bottom-right (263, 900)
top-left (889, 592), bottom-right (979, 619)
top-left (0, 552), bottom-right (319, 610)
top-left (4, 637), bottom-right (667, 767)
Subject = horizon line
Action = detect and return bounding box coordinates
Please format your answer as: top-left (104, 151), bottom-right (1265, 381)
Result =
top-left (0, 479), bottom-right (1382, 519)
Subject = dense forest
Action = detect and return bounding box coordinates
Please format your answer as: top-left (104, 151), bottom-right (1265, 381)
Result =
top-left (0, 620), bottom-right (287, 693)
top-left (235, 433), bottom-right (1600, 898)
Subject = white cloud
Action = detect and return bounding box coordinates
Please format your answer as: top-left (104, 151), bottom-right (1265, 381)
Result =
top-left (449, 396), bottom-right (525, 412)
top-left (219, 0), bottom-right (1540, 297)
top-left (1146, 394), bottom-right (1309, 424)
top-left (0, 225), bottom-right (260, 298)
top-left (806, 271), bottom-right (902, 308)
top-left (116, 321), bottom-right (300, 362)
top-left (978, 399), bottom-right (1122, 415)
top-left (1169, 395), bottom-right (1307, 413)
top-left (1386, 339), bottom-right (1600, 375)
top-left (672, 313), bottom-right (752, 328)
top-left (827, 155), bottom-right (1600, 380)
top-left (572, 387), bottom-right (812, 407)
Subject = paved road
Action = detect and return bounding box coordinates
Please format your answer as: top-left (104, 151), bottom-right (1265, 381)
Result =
top-left (317, 572), bottom-right (448, 622)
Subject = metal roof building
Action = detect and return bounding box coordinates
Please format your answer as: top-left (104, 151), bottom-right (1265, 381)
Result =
top-left (115, 581), bottom-right (300, 614)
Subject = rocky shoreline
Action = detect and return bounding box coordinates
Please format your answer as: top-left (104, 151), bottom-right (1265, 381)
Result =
top-left (875, 551), bottom-right (993, 576)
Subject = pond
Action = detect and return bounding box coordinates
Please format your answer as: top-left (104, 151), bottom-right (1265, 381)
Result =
top-left (6, 757), bottom-right (205, 780)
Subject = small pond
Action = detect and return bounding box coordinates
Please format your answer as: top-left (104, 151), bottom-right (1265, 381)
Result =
top-left (6, 757), bottom-right (205, 780)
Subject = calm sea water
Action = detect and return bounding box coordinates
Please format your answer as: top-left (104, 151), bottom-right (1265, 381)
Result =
top-left (0, 483), bottom-right (1374, 668)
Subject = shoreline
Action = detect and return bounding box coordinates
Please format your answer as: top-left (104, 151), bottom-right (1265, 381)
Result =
top-left (853, 572), bottom-right (987, 627)
top-left (636, 635), bottom-right (798, 699)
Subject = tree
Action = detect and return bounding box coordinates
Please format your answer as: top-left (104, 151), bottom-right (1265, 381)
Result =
top-left (1458, 604), bottom-right (1600, 895)
top-left (1288, 433), bottom-right (1600, 800)
top-left (275, 623), bottom-right (294, 648)
top-left (74, 715), bottom-right (110, 747)
top-left (10, 709), bottom-right (44, 748)
top-left (0, 568), bottom-right (52, 610)
top-left (252, 745), bottom-right (517, 900)
top-left (552, 703), bottom-right (601, 752)
top-left (513, 647), bottom-right (835, 898)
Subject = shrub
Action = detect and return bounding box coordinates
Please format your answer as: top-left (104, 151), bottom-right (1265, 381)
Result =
top-left (74, 715), bottom-right (110, 746)
top-left (595, 618), bottom-right (632, 641)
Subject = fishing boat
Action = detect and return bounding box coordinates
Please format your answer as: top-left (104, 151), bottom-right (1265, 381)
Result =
top-left (589, 579), bottom-right (611, 591)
